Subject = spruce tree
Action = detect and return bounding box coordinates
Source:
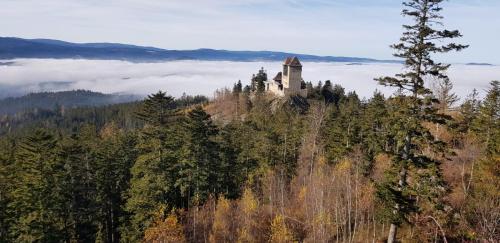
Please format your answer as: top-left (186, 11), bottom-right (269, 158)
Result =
top-left (10, 129), bottom-right (66, 242)
top-left (473, 81), bottom-right (499, 155)
top-left (458, 89), bottom-right (480, 134)
top-left (125, 91), bottom-right (181, 241)
top-left (135, 91), bottom-right (176, 126)
top-left (59, 133), bottom-right (98, 242)
top-left (321, 80), bottom-right (334, 104)
top-left (177, 106), bottom-right (220, 204)
top-left (94, 128), bottom-right (136, 243)
top-left (218, 123), bottom-right (245, 199)
top-left (332, 84), bottom-right (346, 107)
top-left (374, 1), bottom-right (467, 242)
top-left (433, 79), bottom-right (458, 112)
top-left (323, 91), bottom-right (361, 163)
top-left (233, 80), bottom-right (243, 95)
top-left (251, 68), bottom-right (267, 93)
top-left (361, 91), bottom-right (390, 170)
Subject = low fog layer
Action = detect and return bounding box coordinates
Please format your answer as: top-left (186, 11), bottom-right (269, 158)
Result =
top-left (0, 59), bottom-right (498, 100)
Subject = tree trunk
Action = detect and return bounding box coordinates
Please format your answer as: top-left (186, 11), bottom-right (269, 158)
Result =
top-left (388, 133), bottom-right (410, 243)
top-left (387, 223), bottom-right (397, 243)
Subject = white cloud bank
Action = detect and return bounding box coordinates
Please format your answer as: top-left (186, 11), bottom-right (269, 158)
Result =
top-left (0, 59), bottom-right (498, 101)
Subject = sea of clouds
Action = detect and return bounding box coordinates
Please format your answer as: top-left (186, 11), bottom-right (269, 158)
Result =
top-left (0, 59), bottom-right (498, 101)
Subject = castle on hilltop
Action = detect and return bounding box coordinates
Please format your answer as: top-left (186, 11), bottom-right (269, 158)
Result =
top-left (265, 57), bottom-right (307, 97)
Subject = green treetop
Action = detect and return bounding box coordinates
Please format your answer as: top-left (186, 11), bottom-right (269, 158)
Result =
top-left (374, 0), bottom-right (467, 242)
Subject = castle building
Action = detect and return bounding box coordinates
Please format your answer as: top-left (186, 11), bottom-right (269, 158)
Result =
top-left (266, 57), bottom-right (307, 97)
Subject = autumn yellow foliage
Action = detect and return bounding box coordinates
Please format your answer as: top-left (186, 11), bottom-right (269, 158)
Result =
top-left (144, 209), bottom-right (186, 243)
top-left (210, 196), bottom-right (232, 243)
top-left (270, 214), bottom-right (295, 243)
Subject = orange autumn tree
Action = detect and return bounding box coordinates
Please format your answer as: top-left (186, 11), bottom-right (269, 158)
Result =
top-left (144, 206), bottom-right (186, 243)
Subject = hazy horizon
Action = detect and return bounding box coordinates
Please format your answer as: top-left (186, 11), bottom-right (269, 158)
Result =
top-left (1, 59), bottom-right (497, 101)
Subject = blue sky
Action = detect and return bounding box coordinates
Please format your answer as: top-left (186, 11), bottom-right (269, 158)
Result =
top-left (1, 0), bottom-right (499, 63)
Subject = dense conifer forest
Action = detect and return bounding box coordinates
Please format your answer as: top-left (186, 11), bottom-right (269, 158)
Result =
top-left (0, 90), bottom-right (140, 115)
top-left (1, 78), bottom-right (498, 242)
top-left (0, 0), bottom-right (498, 242)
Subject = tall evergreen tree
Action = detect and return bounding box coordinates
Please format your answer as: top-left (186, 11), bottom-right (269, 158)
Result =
top-left (218, 123), bottom-right (245, 199)
top-left (374, 0), bottom-right (467, 242)
top-left (177, 106), bottom-right (220, 204)
top-left (332, 84), bottom-right (346, 107)
top-left (125, 91), bottom-right (181, 241)
top-left (458, 89), bottom-right (480, 134)
top-left (59, 133), bottom-right (98, 242)
top-left (95, 124), bottom-right (137, 243)
top-left (361, 91), bottom-right (390, 171)
top-left (10, 129), bottom-right (66, 242)
top-left (473, 81), bottom-right (499, 155)
top-left (321, 80), bottom-right (334, 104)
top-left (135, 91), bottom-right (176, 126)
top-left (323, 91), bottom-right (361, 163)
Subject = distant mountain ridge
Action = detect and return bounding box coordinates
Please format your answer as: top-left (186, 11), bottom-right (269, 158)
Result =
top-left (0, 37), bottom-right (400, 63)
top-left (0, 90), bottom-right (140, 115)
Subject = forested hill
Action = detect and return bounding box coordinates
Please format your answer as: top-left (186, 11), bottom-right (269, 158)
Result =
top-left (0, 90), bottom-right (140, 115)
top-left (0, 37), bottom-right (399, 63)
top-left (0, 80), bottom-right (498, 242)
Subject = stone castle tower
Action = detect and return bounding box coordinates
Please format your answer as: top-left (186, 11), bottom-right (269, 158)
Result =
top-left (266, 57), bottom-right (307, 97)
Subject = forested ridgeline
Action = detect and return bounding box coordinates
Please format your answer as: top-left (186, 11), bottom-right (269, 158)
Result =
top-left (0, 93), bottom-right (208, 136)
top-left (0, 90), bottom-right (142, 116)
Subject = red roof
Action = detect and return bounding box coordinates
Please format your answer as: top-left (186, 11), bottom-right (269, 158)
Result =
top-left (284, 56), bottom-right (302, 67)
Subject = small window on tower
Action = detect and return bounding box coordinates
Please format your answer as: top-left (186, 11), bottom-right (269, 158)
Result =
top-left (283, 65), bottom-right (288, 76)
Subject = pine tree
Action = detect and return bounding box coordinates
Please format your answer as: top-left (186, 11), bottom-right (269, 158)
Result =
top-left (135, 91), bottom-right (176, 126)
top-left (331, 84), bottom-right (346, 107)
top-left (177, 106), bottom-right (220, 204)
top-left (307, 81), bottom-right (323, 99)
top-left (243, 85), bottom-right (252, 94)
top-left (321, 80), bottom-right (334, 104)
top-left (125, 91), bottom-right (181, 241)
top-left (319, 81), bottom-right (345, 105)
top-left (95, 124), bottom-right (137, 243)
top-left (323, 91), bottom-right (361, 163)
top-left (433, 78), bottom-right (458, 112)
top-left (10, 129), bottom-right (66, 242)
top-left (473, 81), bottom-right (499, 155)
top-left (218, 123), bottom-right (245, 199)
top-left (59, 133), bottom-right (98, 242)
top-left (374, 1), bottom-right (467, 242)
top-left (233, 80), bottom-right (243, 95)
top-left (361, 91), bottom-right (390, 171)
top-left (251, 68), bottom-right (267, 93)
top-left (458, 89), bottom-right (480, 134)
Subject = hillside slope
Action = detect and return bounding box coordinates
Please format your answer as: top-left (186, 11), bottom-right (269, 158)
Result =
top-left (0, 90), bottom-right (140, 115)
top-left (0, 37), bottom-right (399, 63)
